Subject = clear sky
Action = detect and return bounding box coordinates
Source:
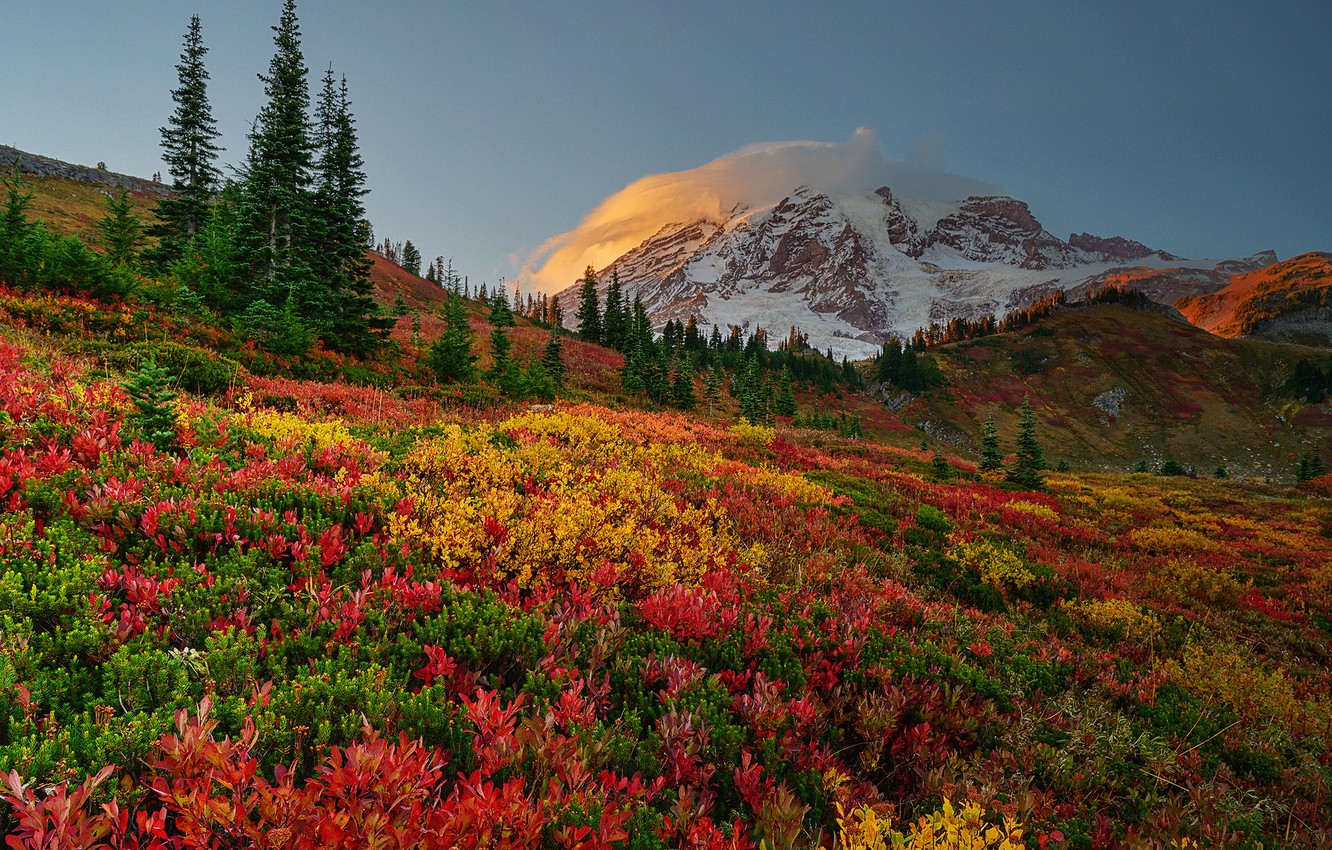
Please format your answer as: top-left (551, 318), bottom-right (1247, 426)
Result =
top-left (4, 1), bottom-right (1329, 292)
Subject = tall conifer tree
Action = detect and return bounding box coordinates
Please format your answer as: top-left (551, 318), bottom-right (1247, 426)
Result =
top-left (979, 413), bottom-right (1004, 473)
top-left (150, 14), bottom-right (223, 270)
top-left (237, 0), bottom-right (315, 309)
top-left (310, 69), bottom-right (387, 354)
top-left (1007, 401), bottom-right (1046, 490)
top-left (576, 266), bottom-right (602, 343)
top-left (602, 271), bottom-right (625, 350)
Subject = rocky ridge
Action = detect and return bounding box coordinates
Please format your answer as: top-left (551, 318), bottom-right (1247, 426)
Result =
top-left (1, 145), bottom-right (169, 196)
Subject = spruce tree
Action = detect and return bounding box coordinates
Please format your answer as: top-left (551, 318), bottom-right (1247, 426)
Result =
top-left (489, 287), bottom-right (514, 327)
top-left (601, 272), bottom-right (625, 350)
top-left (541, 335), bottom-right (566, 390)
top-left (426, 293), bottom-right (477, 383)
top-left (488, 325), bottom-right (517, 391)
top-left (704, 363), bottom-right (724, 416)
top-left (775, 366), bottom-right (797, 417)
top-left (311, 68), bottom-right (384, 354)
top-left (149, 14), bottom-right (223, 270)
top-left (96, 187), bottom-right (144, 267)
top-left (401, 240), bottom-right (421, 276)
top-left (979, 413), bottom-right (1004, 473)
top-left (576, 266), bottom-right (602, 343)
top-left (1007, 401), bottom-right (1046, 490)
top-left (236, 0), bottom-right (315, 313)
top-left (672, 358), bottom-right (697, 409)
top-left (123, 358), bottom-right (178, 452)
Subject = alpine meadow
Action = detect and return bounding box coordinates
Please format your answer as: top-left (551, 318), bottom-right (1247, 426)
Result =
top-left (2, 2), bottom-right (1332, 848)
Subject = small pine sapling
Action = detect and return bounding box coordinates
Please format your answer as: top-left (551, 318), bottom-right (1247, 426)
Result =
top-left (123, 358), bottom-right (178, 451)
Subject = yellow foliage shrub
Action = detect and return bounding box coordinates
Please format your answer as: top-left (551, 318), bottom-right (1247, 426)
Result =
top-left (951, 537), bottom-right (1036, 590)
top-left (731, 418), bottom-right (775, 446)
top-left (1127, 525), bottom-right (1220, 555)
top-left (390, 416), bottom-right (743, 592)
top-left (837, 799), bottom-right (1025, 849)
top-left (246, 409), bottom-right (356, 452)
top-left (1005, 500), bottom-right (1058, 522)
top-left (1062, 597), bottom-right (1162, 643)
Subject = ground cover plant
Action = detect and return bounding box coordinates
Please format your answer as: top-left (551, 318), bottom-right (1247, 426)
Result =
top-left (1, 331), bottom-right (1329, 848)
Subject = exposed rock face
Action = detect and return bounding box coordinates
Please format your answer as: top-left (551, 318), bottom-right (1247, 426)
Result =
top-left (1069, 232), bottom-right (1173, 262)
top-left (924, 196), bottom-right (1094, 270)
top-left (1093, 387), bottom-right (1128, 420)
top-left (0, 145), bottom-right (169, 196)
top-left (875, 186), bottom-right (926, 257)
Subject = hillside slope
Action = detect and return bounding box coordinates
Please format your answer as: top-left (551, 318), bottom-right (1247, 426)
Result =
top-left (900, 303), bottom-right (1329, 478)
top-left (1177, 251), bottom-right (1332, 347)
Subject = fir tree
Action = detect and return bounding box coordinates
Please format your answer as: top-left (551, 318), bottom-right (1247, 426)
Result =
top-left (576, 266), bottom-right (602, 343)
top-left (149, 14), bottom-right (223, 270)
top-left (930, 451), bottom-right (951, 480)
top-left (602, 271), bottom-right (625, 350)
top-left (774, 366), bottom-right (797, 417)
top-left (96, 187), bottom-right (144, 267)
top-left (1007, 401), bottom-right (1046, 490)
top-left (310, 68), bottom-right (385, 354)
top-left (541, 335), bottom-right (566, 390)
top-left (489, 287), bottom-right (514, 327)
top-left (672, 358), bottom-right (697, 410)
top-left (426, 293), bottom-right (477, 383)
top-left (123, 358), bottom-right (178, 452)
top-left (401, 239), bottom-right (421, 276)
top-left (235, 0), bottom-right (315, 313)
top-left (487, 324), bottom-right (517, 391)
top-left (0, 177), bottom-right (38, 285)
top-left (979, 413), bottom-right (1004, 473)
top-left (704, 363), bottom-right (724, 416)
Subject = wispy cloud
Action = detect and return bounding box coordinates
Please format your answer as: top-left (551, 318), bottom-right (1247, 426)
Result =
top-left (522, 127), bottom-right (999, 292)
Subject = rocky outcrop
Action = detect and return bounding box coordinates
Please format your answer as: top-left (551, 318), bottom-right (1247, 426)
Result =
top-left (874, 186), bottom-right (926, 257)
top-left (0, 145), bottom-right (168, 196)
top-left (924, 196), bottom-right (1093, 270)
top-left (1069, 232), bottom-right (1173, 262)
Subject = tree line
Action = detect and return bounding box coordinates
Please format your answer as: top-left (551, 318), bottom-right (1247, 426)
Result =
top-left (570, 266), bottom-right (864, 421)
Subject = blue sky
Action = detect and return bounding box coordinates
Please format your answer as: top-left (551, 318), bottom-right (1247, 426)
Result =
top-left (3, 1), bottom-right (1329, 291)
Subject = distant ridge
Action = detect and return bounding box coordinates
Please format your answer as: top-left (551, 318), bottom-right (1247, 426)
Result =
top-left (1, 144), bottom-right (169, 196)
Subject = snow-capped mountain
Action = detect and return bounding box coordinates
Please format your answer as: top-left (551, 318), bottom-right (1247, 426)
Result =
top-left (555, 184), bottom-right (1275, 359)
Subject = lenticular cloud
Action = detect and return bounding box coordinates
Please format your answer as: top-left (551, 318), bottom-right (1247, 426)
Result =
top-left (523, 127), bottom-right (998, 293)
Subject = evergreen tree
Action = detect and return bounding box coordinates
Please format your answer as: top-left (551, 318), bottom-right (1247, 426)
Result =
top-left (541, 335), bottom-right (566, 390)
top-left (930, 451), bottom-right (951, 480)
top-left (426, 293), bottom-right (477, 383)
top-left (0, 177), bottom-right (38, 285)
top-left (1007, 401), bottom-right (1046, 490)
top-left (489, 287), bottom-right (514, 327)
top-left (576, 266), bottom-right (602, 343)
top-left (979, 413), bottom-right (1004, 473)
top-left (96, 187), bottom-right (144, 268)
top-left (602, 271), bottom-right (625, 350)
top-left (704, 362), bottom-right (724, 416)
top-left (149, 14), bottom-right (223, 271)
top-left (672, 358), bottom-right (697, 409)
top-left (123, 358), bottom-right (178, 452)
top-left (401, 239), bottom-right (421, 276)
top-left (645, 345), bottom-right (671, 405)
top-left (310, 68), bottom-right (385, 354)
top-left (487, 324), bottom-right (517, 391)
top-left (235, 0), bottom-right (315, 315)
top-left (774, 366), bottom-right (797, 417)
